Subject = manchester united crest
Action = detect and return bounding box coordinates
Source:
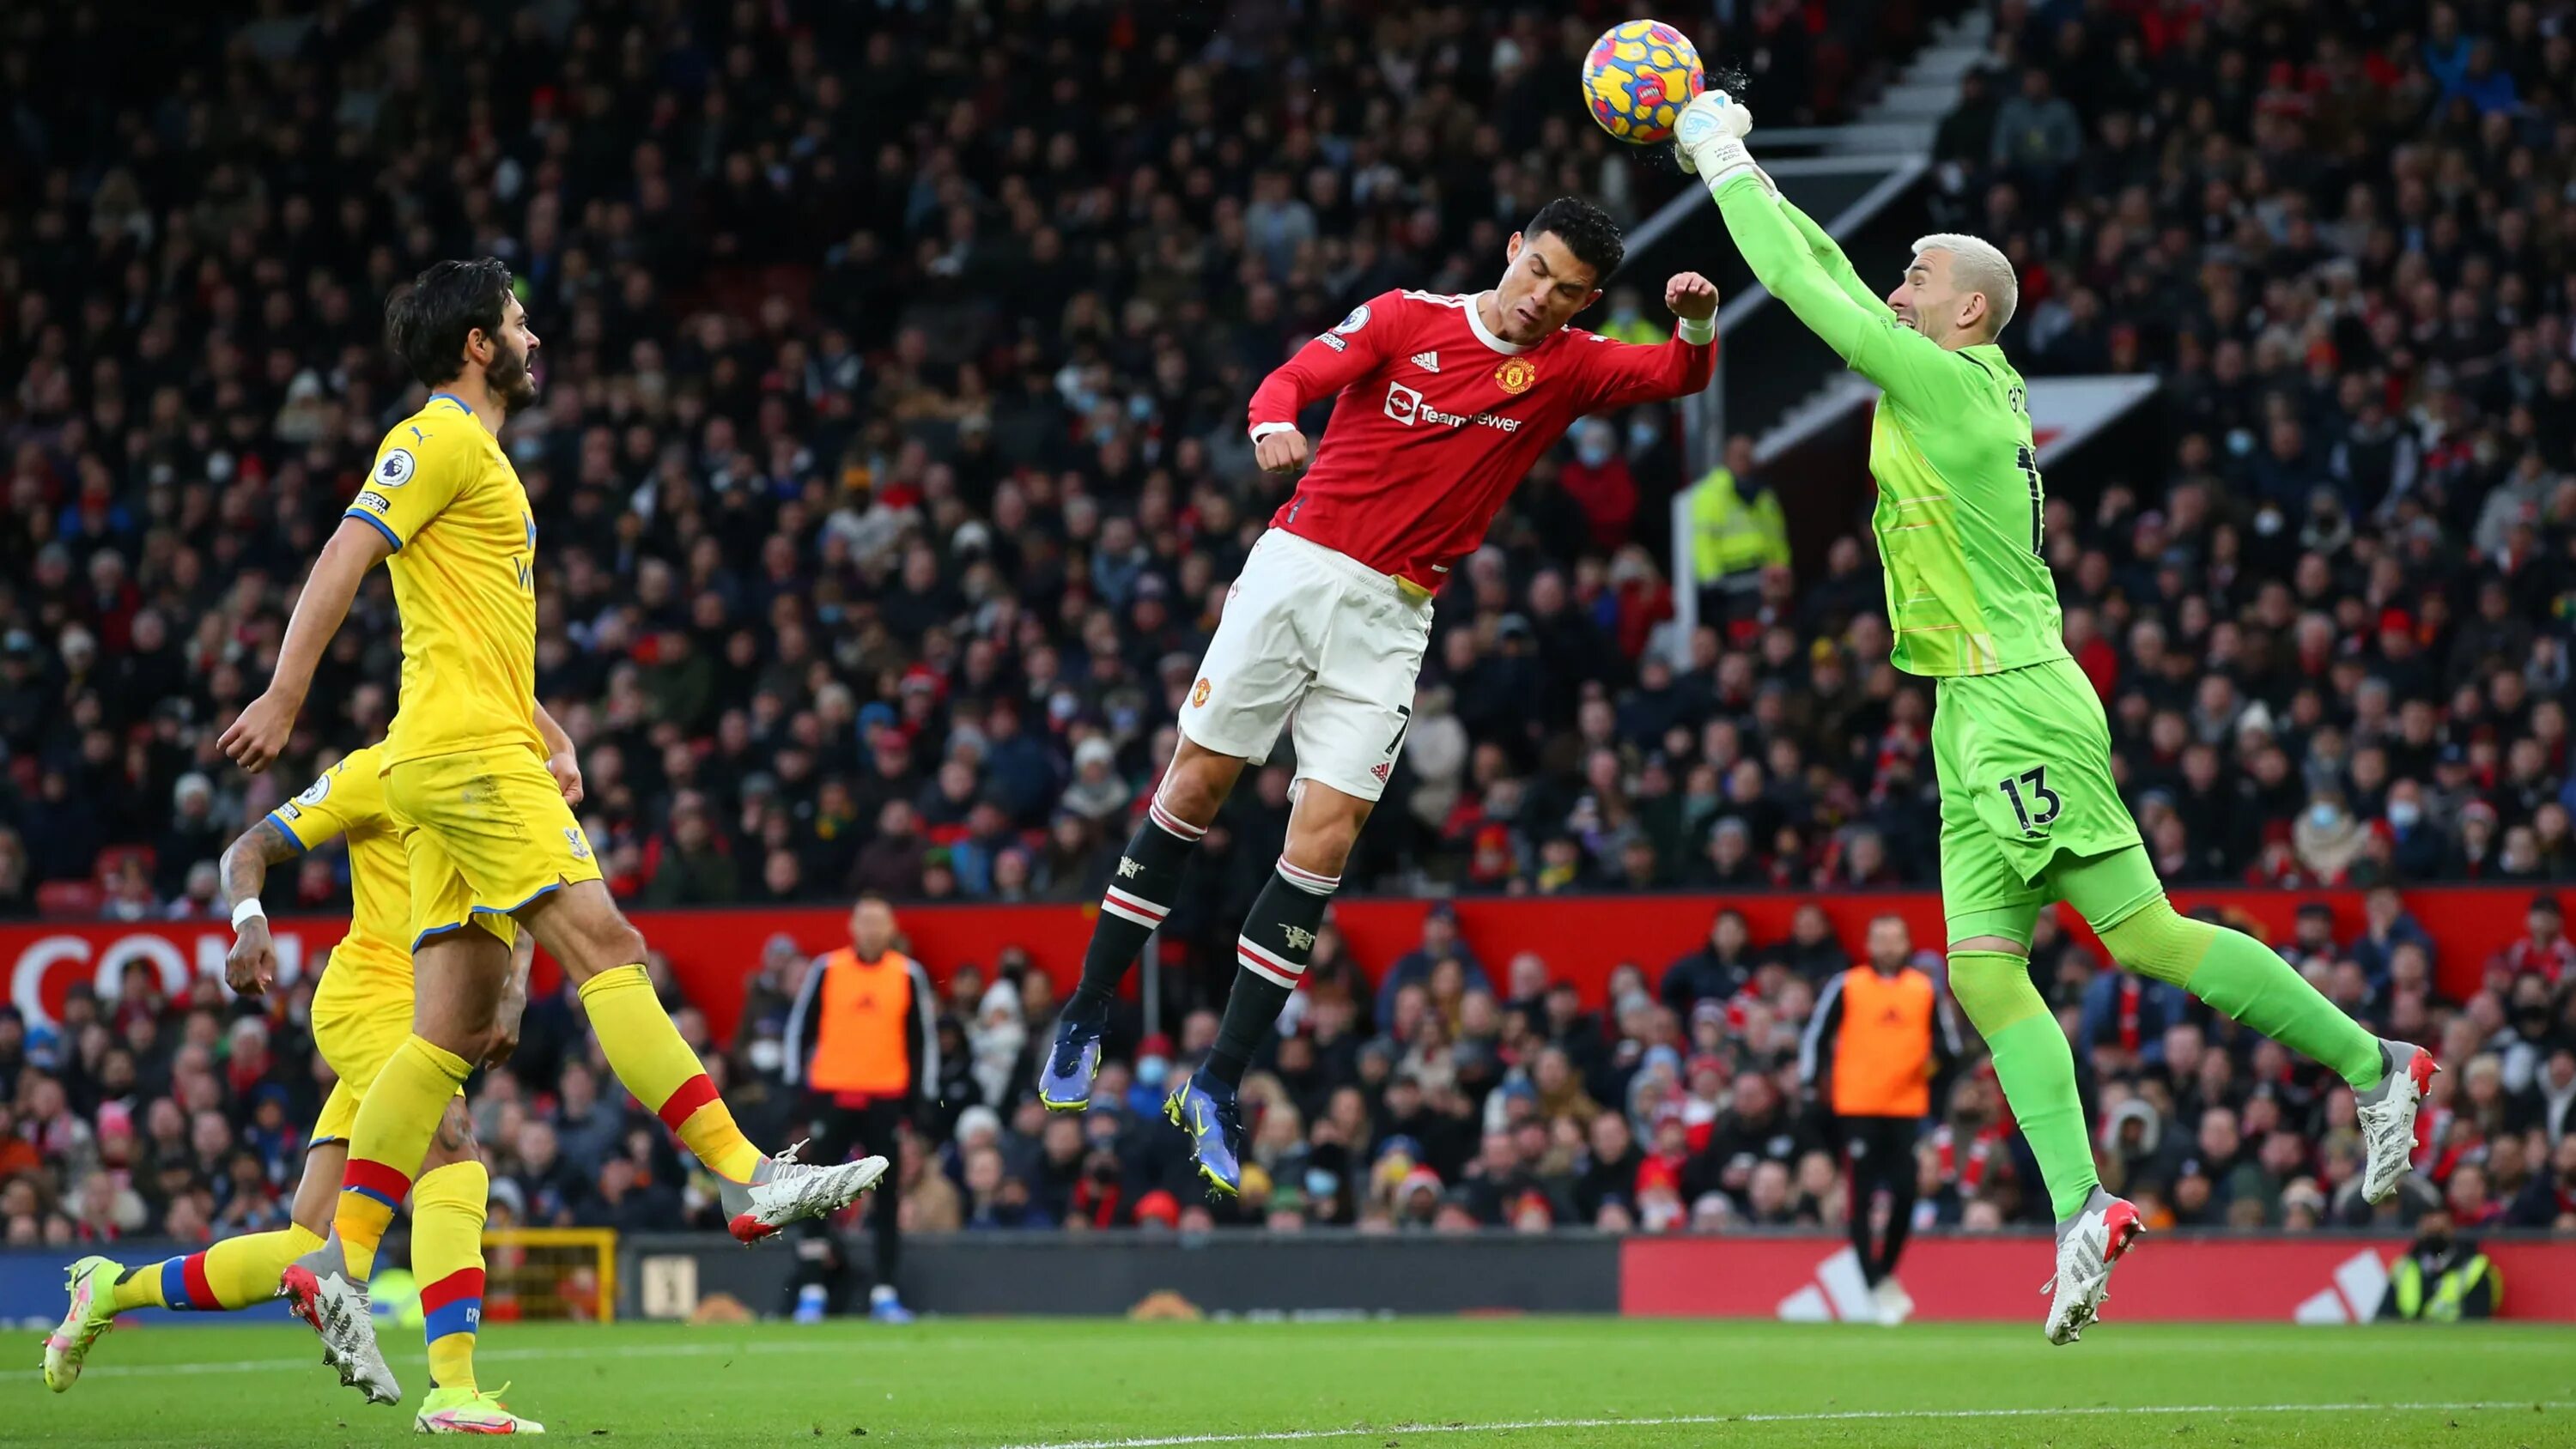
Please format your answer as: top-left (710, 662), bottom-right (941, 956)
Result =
top-left (1494, 358), bottom-right (1537, 394)
top-left (1191, 678), bottom-right (1212, 708)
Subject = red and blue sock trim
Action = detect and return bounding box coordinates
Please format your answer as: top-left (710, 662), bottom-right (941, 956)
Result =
top-left (421, 1267), bottom-right (484, 1344)
top-left (160, 1252), bottom-right (216, 1310)
top-left (342, 1157), bottom-right (412, 1213)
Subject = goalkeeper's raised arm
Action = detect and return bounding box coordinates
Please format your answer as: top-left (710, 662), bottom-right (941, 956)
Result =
top-left (1670, 92), bottom-right (2014, 409)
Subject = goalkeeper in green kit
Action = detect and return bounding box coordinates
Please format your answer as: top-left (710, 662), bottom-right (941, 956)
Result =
top-left (1671, 91), bottom-right (2438, 1343)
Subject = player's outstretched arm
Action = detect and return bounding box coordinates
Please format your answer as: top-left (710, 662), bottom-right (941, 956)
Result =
top-left (1713, 173), bottom-right (1882, 361)
top-left (218, 815), bottom-right (306, 995)
top-left (1778, 199), bottom-right (1896, 324)
top-left (218, 517), bottom-right (392, 773)
top-left (1676, 94), bottom-right (1946, 401)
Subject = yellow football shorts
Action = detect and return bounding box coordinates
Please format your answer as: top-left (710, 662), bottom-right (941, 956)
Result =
top-left (308, 953), bottom-right (453, 1143)
top-left (387, 744), bottom-right (602, 950)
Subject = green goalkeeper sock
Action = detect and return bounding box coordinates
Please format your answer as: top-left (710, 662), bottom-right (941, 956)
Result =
top-left (1947, 949), bottom-right (2100, 1223)
top-left (2094, 900), bottom-right (2383, 1090)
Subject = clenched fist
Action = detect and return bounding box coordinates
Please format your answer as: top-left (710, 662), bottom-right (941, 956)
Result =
top-left (1666, 272), bottom-right (1719, 322)
top-left (1255, 427), bottom-right (1311, 474)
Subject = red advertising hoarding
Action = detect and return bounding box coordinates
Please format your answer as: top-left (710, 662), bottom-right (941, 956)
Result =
top-left (0, 885), bottom-right (2548, 1038)
top-left (1620, 1234), bottom-right (2576, 1323)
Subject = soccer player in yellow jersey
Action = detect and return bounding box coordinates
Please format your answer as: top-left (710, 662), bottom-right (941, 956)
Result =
top-left (219, 259), bottom-right (884, 1401)
top-left (44, 747), bottom-right (541, 1434)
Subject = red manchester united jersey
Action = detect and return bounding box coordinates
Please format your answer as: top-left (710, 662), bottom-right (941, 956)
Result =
top-left (1245, 288), bottom-right (1715, 591)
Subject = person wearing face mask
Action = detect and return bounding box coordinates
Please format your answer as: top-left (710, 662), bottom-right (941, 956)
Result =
top-left (2382, 782), bottom-right (2449, 880)
top-left (1124, 1035), bottom-right (1177, 1119)
top-left (2374, 1211), bottom-right (2500, 1320)
top-left (1560, 416), bottom-right (1640, 552)
top-left (1596, 286), bottom-right (1662, 344)
top-left (1624, 409), bottom-right (1685, 518)
top-left (2293, 787), bottom-right (2370, 882)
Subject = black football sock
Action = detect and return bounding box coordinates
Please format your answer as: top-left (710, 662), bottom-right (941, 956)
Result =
top-left (1066, 793), bottom-right (1206, 1022)
top-left (1205, 858), bottom-right (1340, 1087)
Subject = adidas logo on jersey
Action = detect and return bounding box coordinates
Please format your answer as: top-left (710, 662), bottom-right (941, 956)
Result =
top-left (1410, 351), bottom-right (1440, 373)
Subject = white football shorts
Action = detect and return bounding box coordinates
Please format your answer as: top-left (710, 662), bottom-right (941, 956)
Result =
top-left (1177, 528), bottom-right (1432, 803)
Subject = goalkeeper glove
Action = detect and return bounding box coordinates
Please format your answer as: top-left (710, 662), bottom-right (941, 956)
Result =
top-left (1673, 92), bottom-right (1758, 188)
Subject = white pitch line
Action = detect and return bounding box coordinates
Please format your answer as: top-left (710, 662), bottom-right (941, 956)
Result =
top-left (994, 1400), bottom-right (2575, 1449)
top-left (16, 1337), bottom-right (862, 1380)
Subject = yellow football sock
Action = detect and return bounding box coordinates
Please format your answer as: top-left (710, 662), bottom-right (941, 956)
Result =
top-left (413, 1161), bottom-right (488, 1391)
top-left (580, 963), bottom-right (762, 1181)
top-left (107, 1263), bottom-right (167, 1312)
top-left (336, 1034), bottom-right (472, 1281)
top-left (112, 1225), bottom-right (322, 1313)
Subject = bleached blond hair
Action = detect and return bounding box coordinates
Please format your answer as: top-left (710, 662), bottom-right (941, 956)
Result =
top-left (1911, 233), bottom-right (2018, 337)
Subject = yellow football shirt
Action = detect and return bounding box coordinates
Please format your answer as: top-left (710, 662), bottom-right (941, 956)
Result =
top-left (347, 392), bottom-right (542, 766)
top-left (266, 744), bottom-right (410, 985)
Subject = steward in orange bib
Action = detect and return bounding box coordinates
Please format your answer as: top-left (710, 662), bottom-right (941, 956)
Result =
top-left (785, 894), bottom-right (939, 1321)
top-left (1798, 913), bottom-right (1961, 1324)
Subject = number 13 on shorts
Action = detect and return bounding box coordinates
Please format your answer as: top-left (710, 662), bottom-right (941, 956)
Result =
top-left (1996, 765), bottom-right (2061, 835)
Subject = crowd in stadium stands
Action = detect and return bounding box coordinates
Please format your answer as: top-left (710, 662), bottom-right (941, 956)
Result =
top-left (4, 886), bottom-right (2573, 1247)
top-left (3, 0), bottom-right (2576, 1250)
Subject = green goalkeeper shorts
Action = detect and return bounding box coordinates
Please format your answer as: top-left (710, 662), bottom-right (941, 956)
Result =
top-left (1932, 654), bottom-right (2153, 947)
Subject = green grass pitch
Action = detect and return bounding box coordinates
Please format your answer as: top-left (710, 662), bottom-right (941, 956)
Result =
top-left (9, 1318), bottom-right (2573, 1446)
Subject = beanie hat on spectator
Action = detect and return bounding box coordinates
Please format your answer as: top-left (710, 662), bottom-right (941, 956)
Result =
top-left (1133, 1190), bottom-right (1182, 1229)
top-left (953, 1105), bottom-right (1003, 1147)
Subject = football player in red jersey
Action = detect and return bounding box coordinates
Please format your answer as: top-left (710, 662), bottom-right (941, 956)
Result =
top-left (1036, 196), bottom-right (1717, 1194)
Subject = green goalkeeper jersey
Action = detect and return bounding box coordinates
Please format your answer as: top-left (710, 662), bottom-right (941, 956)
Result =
top-left (1716, 176), bottom-right (2069, 677)
top-left (1861, 344), bottom-right (2065, 676)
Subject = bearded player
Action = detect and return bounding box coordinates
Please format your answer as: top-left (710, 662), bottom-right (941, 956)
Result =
top-left (1669, 92), bottom-right (2436, 1343)
top-left (46, 747), bottom-right (541, 1434)
top-left (1035, 197), bottom-right (1718, 1194)
top-left (218, 259), bottom-right (885, 1401)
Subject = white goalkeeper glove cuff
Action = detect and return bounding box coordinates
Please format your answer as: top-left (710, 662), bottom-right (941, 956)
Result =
top-left (1674, 93), bottom-right (1758, 190)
